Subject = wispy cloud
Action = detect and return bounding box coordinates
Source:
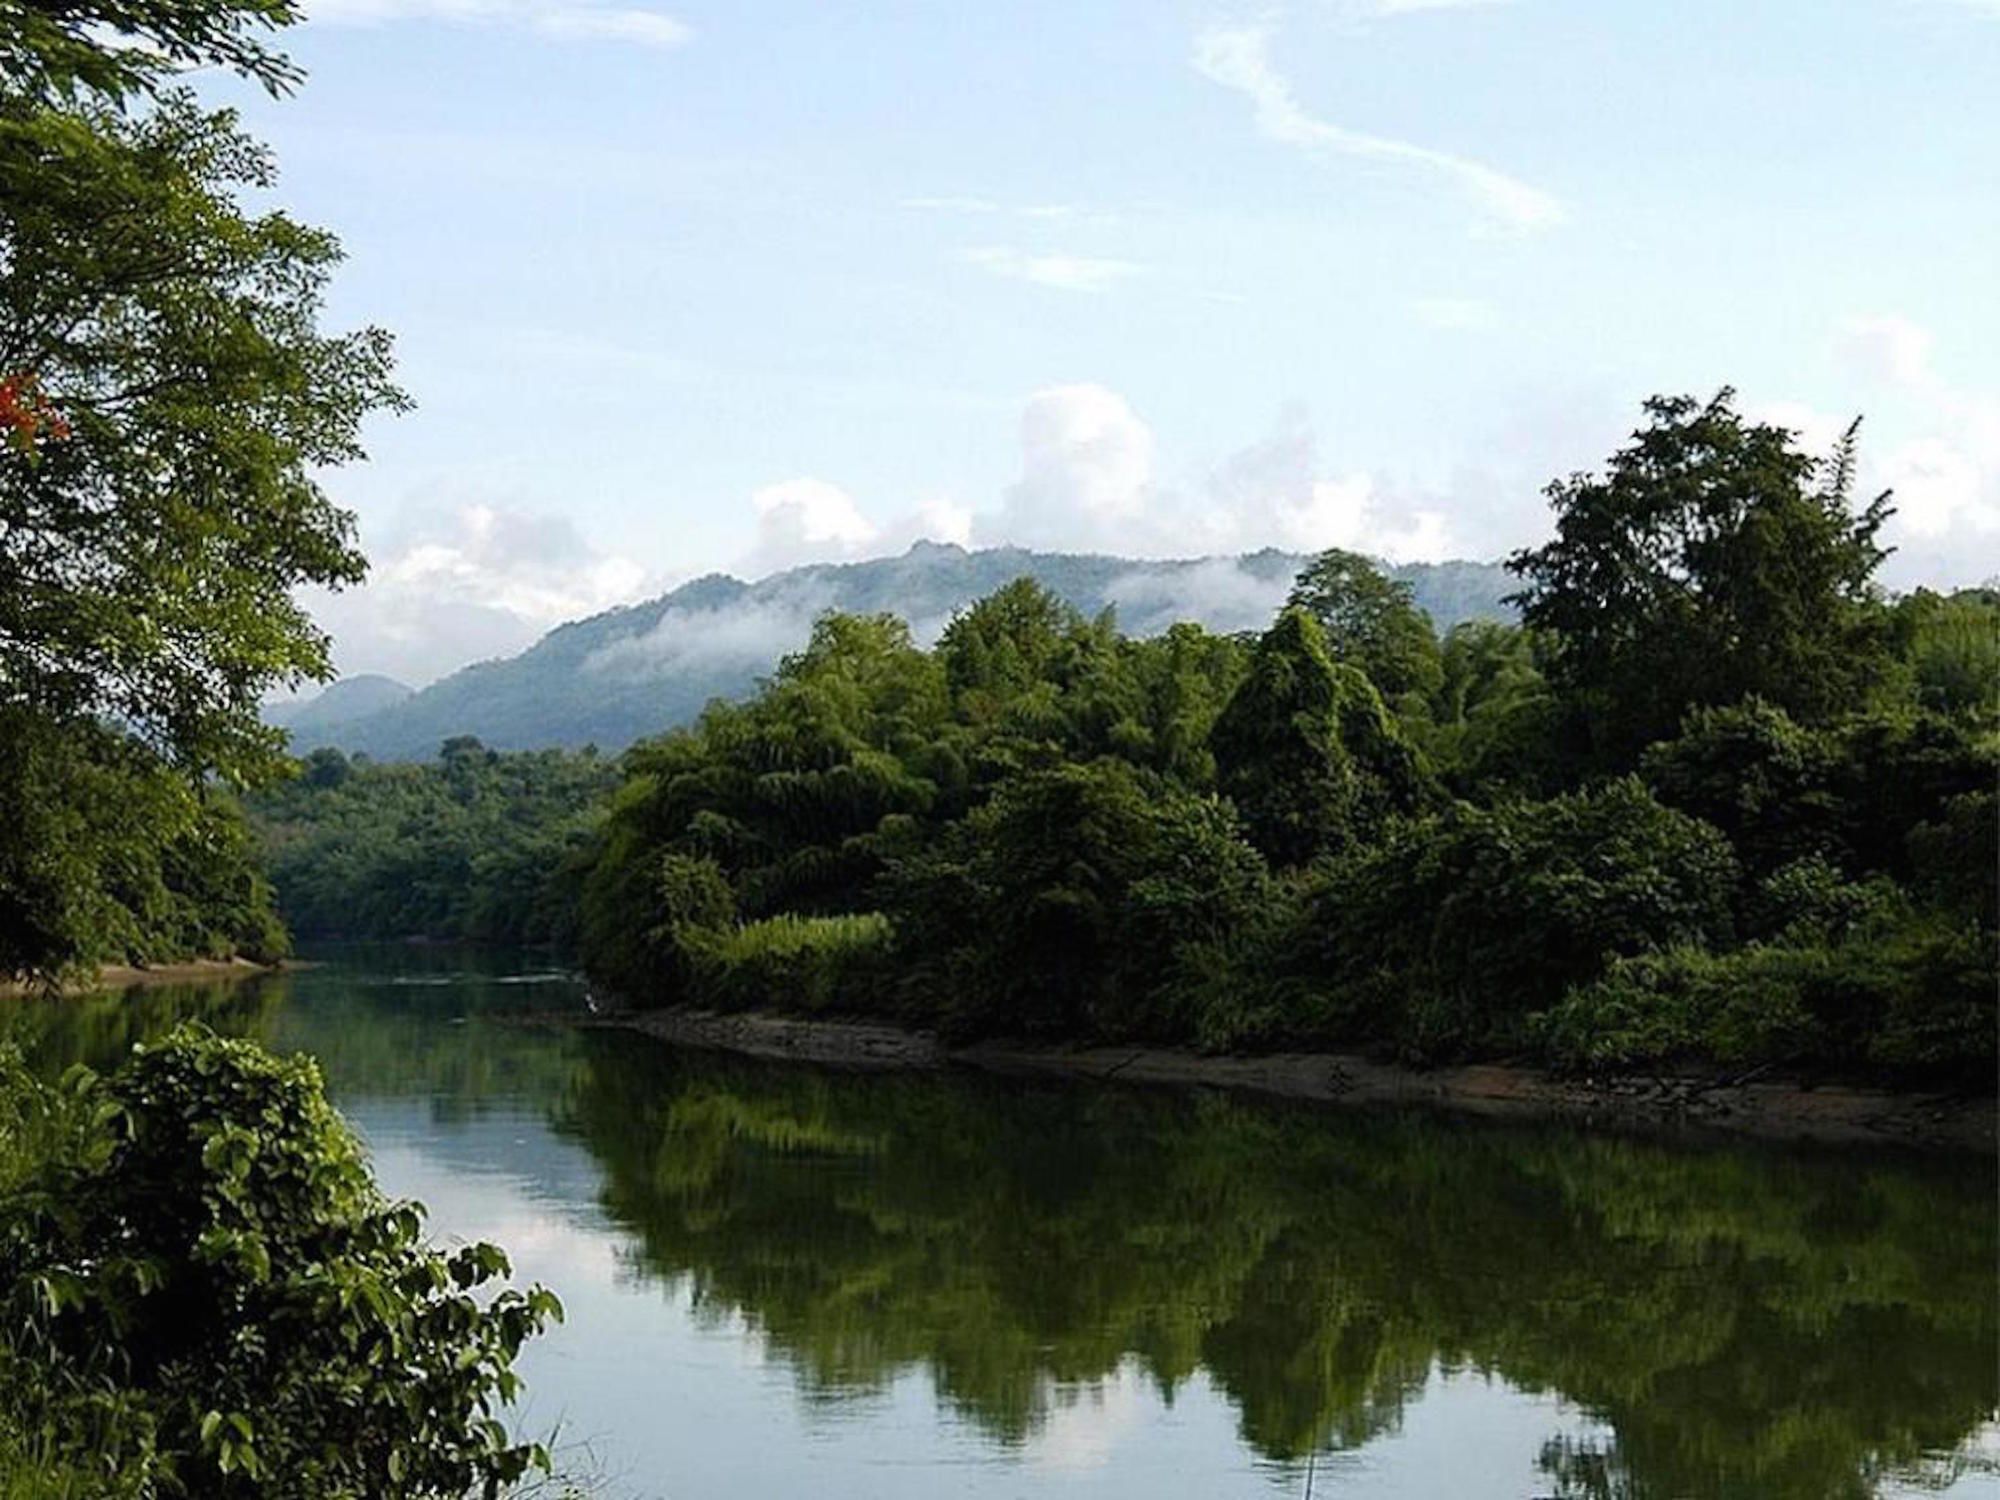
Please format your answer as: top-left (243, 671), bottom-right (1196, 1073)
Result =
top-left (1194, 24), bottom-right (1565, 233)
top-left (960, 245), bottom-right (1145, 292)
top-left (308, 0), bottom-right (692, 49)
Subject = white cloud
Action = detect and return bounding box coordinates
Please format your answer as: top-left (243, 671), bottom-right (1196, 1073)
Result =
top-left (1103, 559), bottom-right (1293, 637)
top-left (994, 385), bottom-right (1157, 546)
top-left (582, 588), bottom-right (832, 682)
top-left (1758, 316), bottom-right (1999, 574)
top-left (752, 478), bottom-right (877, 559)
top-left (307, 0), bottom-right (692, 49)
top-left (304, 503), bottom-right (651, 686)
top-left (984, 388), bottom-right (1457, 563)
top-left (960, 246), bottom-right (1145, 292)
top-left (739, 479), bottom-right (975, 578)
top-left (1836, 314), bottom-right (1935, 387)
top-left (1193, 406), bottom-right (1459, 560)
top-left (1194, 24), bottom-right (1566, 233)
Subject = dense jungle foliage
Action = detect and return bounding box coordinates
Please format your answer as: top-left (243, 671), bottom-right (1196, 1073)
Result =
top-left (547, 394), bottom-right (1996, 1079)
top-left (249, 739), bottom-right (619, 946)
top-left (0, 1030), bottom-right (561, 1499)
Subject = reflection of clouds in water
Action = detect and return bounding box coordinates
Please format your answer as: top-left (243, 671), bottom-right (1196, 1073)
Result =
top-left (1020, 1363), bottom-right (1150, 1474)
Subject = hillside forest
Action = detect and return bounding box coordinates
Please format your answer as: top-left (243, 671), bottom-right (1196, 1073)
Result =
top-left (251, 394), bottom-right (1999, 1081)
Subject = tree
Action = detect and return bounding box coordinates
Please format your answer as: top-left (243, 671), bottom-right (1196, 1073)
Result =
top-left (0, 1027), bottom-right (560, 1496)
top-left (1209, 608), bottom-right (1430, 867)
top-left (1303, 778), bottom-right (1740, 1055)
top-left (0, 1), bottom-right (301, 103)
top-left (0, 1), bottom-right (403, 975)
top-left (1507, 392), bottom-right (1893, 763)
top-left (1286, 548), bottom-right (1442, 701)
top-left (880, 759), bottom-right (1268, 1039)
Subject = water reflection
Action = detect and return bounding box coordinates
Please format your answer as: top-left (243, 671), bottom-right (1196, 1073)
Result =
top-left (557, 1041), bottom-right (1995, 1499)
top-left (3, 951), bottom-right (1993, 1500)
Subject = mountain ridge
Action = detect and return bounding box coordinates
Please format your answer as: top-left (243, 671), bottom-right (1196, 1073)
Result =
top-left (279, 543), bottom-right (1517, 759)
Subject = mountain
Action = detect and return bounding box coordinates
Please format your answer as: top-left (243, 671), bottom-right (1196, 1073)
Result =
top-left (282, 544), bottom-right (1517, 759)
top-left (265, 673), bottom-right (414, 736)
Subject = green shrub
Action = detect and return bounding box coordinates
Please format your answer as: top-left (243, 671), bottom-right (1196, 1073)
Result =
top-left (881, 760), bottom-right (1270, 1040)
top-left (1537, 919), bottom-right (1995, 1079)
top-left (0, 1030), bottom-right (560, 1498)
top-left (1298, 779), bottom-right (1739, 1058)
top-left (687, 912), bottom-right (894, 1014)
top-left (1746, 855), bottom-right (1904, 944)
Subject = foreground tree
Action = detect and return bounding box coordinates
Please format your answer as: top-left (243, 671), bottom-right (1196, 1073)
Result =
top-left (0, 1028), bottom-right (560, 1496)
top-left (1507, 391), bottom-right (1893, 763)
top-left (1, 0), bottom-right (403, 975)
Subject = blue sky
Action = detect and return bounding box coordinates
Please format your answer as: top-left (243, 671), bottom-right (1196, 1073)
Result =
top-left (237, 0), bottom-right (1997, 683)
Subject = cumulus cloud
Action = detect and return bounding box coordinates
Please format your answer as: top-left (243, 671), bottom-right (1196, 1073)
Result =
top-left (960, 246), bottom-right (1145, 292)
top-left (1754, 316), bottom-right (1998, 583)
top-left (303, 503), bottom-right (650, 686)
top-left (737, 477), bottom-right (973, 578)
top-left (983, 387), bottom-right (1458, 564)
top-left (993, 385), bottom-right (1157, 546)
top-left (1194, 23), bottom-right (1565, 233)
top-left (307, 0), bottom-right (692, 49)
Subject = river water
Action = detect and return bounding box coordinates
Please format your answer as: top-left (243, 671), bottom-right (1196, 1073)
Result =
top-left (5, 946), bottom-right (1994, 1499)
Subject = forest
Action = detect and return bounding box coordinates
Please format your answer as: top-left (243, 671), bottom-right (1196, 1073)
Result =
top-left (370, 395), bottom-right (1977, 1081)
top-left (248, 394), bottom-right (2000, 1082)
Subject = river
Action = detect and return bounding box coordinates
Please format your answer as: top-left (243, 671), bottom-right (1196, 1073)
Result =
top-left (4, 945), bottom-right (1994, 1499)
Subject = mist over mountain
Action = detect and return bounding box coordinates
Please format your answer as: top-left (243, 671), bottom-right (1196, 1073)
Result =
top-left (276, 543), bottom-right (1517, 759)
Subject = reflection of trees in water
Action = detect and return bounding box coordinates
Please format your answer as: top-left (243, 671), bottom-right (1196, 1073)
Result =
top-left (9, 973), bottom-right (1990, 1498)
top-left (556, 1040), bottom-right (1996, 1499)
top-left (0, 978), bottom-right (286, 1074)
top-left (0, 957), bottom-right (588, 1122)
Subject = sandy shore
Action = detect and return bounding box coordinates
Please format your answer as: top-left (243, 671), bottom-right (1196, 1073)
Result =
top-left (595, 1006), bottom-right (1996, 1154)
top-left (0, 956), bottom-right (282, 1000)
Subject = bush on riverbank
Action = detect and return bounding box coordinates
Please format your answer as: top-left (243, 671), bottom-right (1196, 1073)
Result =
top-left (0, 1030), bottom-right (560, 1498)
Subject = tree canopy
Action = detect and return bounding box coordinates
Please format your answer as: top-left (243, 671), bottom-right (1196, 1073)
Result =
top-left (1, 0), bottom-right (401, 979)
top-left (1507, 391), bottom-right (1893, 761)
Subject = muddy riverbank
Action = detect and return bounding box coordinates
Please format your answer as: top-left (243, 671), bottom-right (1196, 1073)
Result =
top-left (526, 1005), bottom-right (1996, 1154)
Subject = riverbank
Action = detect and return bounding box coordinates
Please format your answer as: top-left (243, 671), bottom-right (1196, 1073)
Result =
top-left (575, 1006), bottom-right (1996, 1154)
top-left (0, 956), bottom-right (283, 1000)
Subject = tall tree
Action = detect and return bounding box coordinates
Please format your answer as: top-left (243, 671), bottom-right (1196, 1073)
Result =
top-left (1507, 391), bottom-right (1893, 763)
top-left (1209, 607), bottom-right (1430, 867)
top-left (1286, 547), bottom-right (1443, 701)
top-left (0, 1), bottom-right (403, 975)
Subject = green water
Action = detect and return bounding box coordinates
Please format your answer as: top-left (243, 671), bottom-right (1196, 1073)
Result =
top-left (5, 946), bottom-right (1995, 1499)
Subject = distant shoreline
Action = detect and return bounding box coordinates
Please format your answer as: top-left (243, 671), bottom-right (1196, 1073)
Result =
top-left (0, 957), bottom-right (286, 1001)
top-left (538, 1005), bottom-right (1997, 1155)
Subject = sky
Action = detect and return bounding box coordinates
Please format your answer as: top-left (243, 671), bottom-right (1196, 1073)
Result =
top-left (227, 0), bottom-right (1999, 686)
